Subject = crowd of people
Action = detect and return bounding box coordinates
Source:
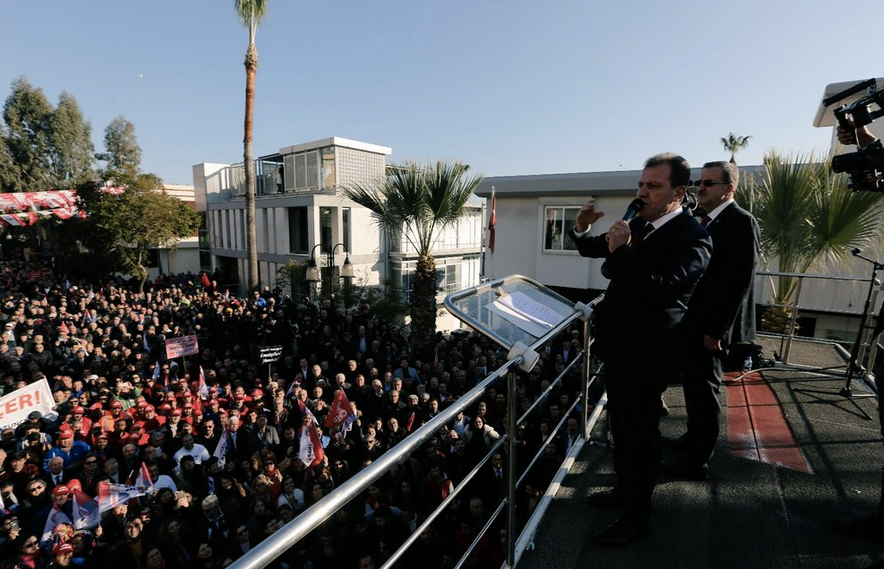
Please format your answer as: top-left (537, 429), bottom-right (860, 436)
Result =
top-left (0, 255), bottom-right (584, 569)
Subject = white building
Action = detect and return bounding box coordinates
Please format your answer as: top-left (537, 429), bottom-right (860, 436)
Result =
top-left (152, 184), bottom-right (201, 278)
top-left (192, 136), bottom-right (483, 303)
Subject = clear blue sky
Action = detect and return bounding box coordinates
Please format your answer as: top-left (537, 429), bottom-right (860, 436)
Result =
top-left (3, 1), bottom-right (882, 185)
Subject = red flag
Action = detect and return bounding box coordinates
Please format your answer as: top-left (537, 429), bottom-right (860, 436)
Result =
top-left (324, 389), bottom-right (356, 434)
top-left (198, 366), bottom-right (209, 400)
top-left (487, 186), bottom-right (497, 252)
top-left (406, 411), bottom-right (416, 432)
top-left (97, 480), bottom-right (149, 514)
top-left (201, 272), bottom-right (211, 289)
top-left (71, 488), bottom-right (99, 530)
top-left (59, 321), bottom-right (70, 335)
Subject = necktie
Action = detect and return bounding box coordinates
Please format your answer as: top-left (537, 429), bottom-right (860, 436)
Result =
top-left (631, 222), bottom-right (653, 247)
top-left (701, 215), bottom-right (712, 227)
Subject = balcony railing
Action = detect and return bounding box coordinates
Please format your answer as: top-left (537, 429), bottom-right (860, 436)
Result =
top-left (757, 270), bottom-right (880, 370)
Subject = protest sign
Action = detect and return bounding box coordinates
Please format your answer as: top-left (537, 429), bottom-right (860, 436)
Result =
top-left (165, 334), bottom-right (199, 359)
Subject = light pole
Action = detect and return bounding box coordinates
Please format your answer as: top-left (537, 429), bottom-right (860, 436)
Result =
top-left (305, 242), bottom-right (354, 302)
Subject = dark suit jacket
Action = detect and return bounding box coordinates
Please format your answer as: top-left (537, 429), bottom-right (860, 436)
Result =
top-left (682, 202), bottom-right (759, 345)
top-left (572, 209), bottom-right (712, 386)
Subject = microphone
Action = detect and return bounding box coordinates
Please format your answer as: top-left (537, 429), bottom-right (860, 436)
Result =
top-left (622, 198), bottom-right (645, 222)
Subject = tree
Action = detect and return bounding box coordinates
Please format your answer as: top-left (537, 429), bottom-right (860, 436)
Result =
top-left (344, 160), bottom-right (484, 359)
top-left (2, 77), bottom-right (54, 189)
top-left (235, 0), bottom-right (271, 292)
top-left (1, 77), bottom-right (95, 190)
top-left (47, 91), bottom-right (94, 186)
top-left (97, 116), bottom-right (142, 179)
top-left (721, 132), bottom-right (752, 164)
top-left (740, 151), bottom-right (883, 331)
top-left (76, 176), bottom-right (201, 293)
top-left (0, 124), bottom-right (15, 192)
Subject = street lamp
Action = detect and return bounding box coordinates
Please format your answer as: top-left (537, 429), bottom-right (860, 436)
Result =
top-left (305, 244), bottom-right (323, 283)
top-left (305, 243), bottom-right (355, 298)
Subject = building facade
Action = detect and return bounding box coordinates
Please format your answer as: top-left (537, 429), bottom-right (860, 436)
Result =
top-left (192, 136), bottom-right (483, 303)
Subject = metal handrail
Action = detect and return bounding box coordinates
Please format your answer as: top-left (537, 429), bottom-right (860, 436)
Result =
top-left (227, 294), bottom-right (601, 569)
top-left (756, 270), bottom-right (881, 365)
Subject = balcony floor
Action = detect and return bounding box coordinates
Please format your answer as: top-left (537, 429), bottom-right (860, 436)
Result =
top-left (519, 336), bottom-right (884, 569)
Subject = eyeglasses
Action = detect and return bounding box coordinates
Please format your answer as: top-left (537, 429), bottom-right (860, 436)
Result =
top-left (237, 529), bottom-right (250, 536)
top-left (84, 460), bottom-right (98, 465)
top-left (694, 179), bottom-right (728, 187)
top-left (23, 541), bottom-right (38, 548)
top-left (29, 486), bottom-right (45, 492)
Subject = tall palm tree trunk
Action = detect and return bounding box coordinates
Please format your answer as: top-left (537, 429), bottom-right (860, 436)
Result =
top-left (244, 43), bottom-right (259, 291)
top-left (411, 254), bottom-right (437, 360)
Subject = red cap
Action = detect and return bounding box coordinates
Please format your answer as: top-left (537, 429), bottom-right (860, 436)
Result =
top-left (72, 406), bottom-right (85, 414)
top-left (251, 389), bottom-right (263, 398)
top-left (208, 399), bottom-right (219, 405)
top-left (183, 402), bottom-right (193, 409)
top-left (144, 404), bottom-right (155, 412)
top-left (110, 401), bottom-right (123, 409)
top-left (171, 409), bottom-right (182, 416)
top-left (58, 430), bottom-right (74, 440)
top-left (158, 403), bottom-right (172, 411)
top-left (51, 484), bottom-right (70, 496)
top-left (136, 401), bottom-right (147, 409)
top-left (234, 394), bottom-right (245, 400)
top-left (54, 542), bottom-right (74, 554)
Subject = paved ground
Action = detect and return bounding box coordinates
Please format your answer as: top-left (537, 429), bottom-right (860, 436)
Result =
top-left (517, 337), bottom-right (884, 569)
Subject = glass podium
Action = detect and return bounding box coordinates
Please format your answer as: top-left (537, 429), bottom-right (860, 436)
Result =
top-left (444, 275), bottom-right (588, 357)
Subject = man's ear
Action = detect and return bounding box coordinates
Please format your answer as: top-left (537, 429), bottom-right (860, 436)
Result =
top-left (674, 185), bottom-right (687, 202)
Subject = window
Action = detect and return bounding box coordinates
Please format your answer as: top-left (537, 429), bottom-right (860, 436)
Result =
top-left (342, 208), bottom-right (351, 252)
top-left (543, 206), bottom-right (579, 252)
top-left (321, 147), bottom-right (336, 189)
top-left (288, 207), bottom-right (308, 253)
top-left (320, 208), bottom-right (333, 252)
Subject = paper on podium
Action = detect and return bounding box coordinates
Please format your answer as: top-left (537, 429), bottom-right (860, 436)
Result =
top-left (486, 291), bottom-right (567, 338)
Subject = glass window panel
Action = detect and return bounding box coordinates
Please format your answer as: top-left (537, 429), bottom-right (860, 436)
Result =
top-left (306, 151), bottom-right (319, 190)
top-left (321, 147), bottom-right (335, 189)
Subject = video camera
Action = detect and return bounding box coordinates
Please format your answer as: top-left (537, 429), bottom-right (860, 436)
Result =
top-left (827, 79), bottom-right (884, 191)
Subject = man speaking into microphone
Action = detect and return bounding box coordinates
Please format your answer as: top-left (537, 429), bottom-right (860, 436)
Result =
top-left (569, 153), bottom-right (711, 547)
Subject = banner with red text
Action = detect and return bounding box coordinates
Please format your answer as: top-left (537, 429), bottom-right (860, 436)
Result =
top-left (0, 379), bottom-right (57, 430)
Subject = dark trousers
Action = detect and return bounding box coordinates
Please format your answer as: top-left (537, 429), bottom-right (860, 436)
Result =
top-left (682, 339), bottom-right (724, 468)
top-left (605, 360), bottom-right (665, 523)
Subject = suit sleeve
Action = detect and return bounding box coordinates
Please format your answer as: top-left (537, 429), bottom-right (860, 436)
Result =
top-left (569, 228), bottom-right (610, 259)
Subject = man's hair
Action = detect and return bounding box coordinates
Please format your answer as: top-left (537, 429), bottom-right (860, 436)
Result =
top-left (645, 153), bottom-right (691, 188)
top-left (703, 161), bottom-right (739, 187)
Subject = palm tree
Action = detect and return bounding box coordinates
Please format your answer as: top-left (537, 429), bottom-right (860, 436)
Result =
top-left (721, 132), bottom-right (752, 164)
top-left (739, 151), bottom-right (883, 331)
top-left (235, 0), bottom-right (270, 292)
top-left (344, 161), bottom-right (484, 359)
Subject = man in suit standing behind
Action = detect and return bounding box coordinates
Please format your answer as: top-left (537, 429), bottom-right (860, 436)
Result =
top-left (572, 153), bottom-right (712, 547)
top-left (663, 161), bottom-right (759, 479)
